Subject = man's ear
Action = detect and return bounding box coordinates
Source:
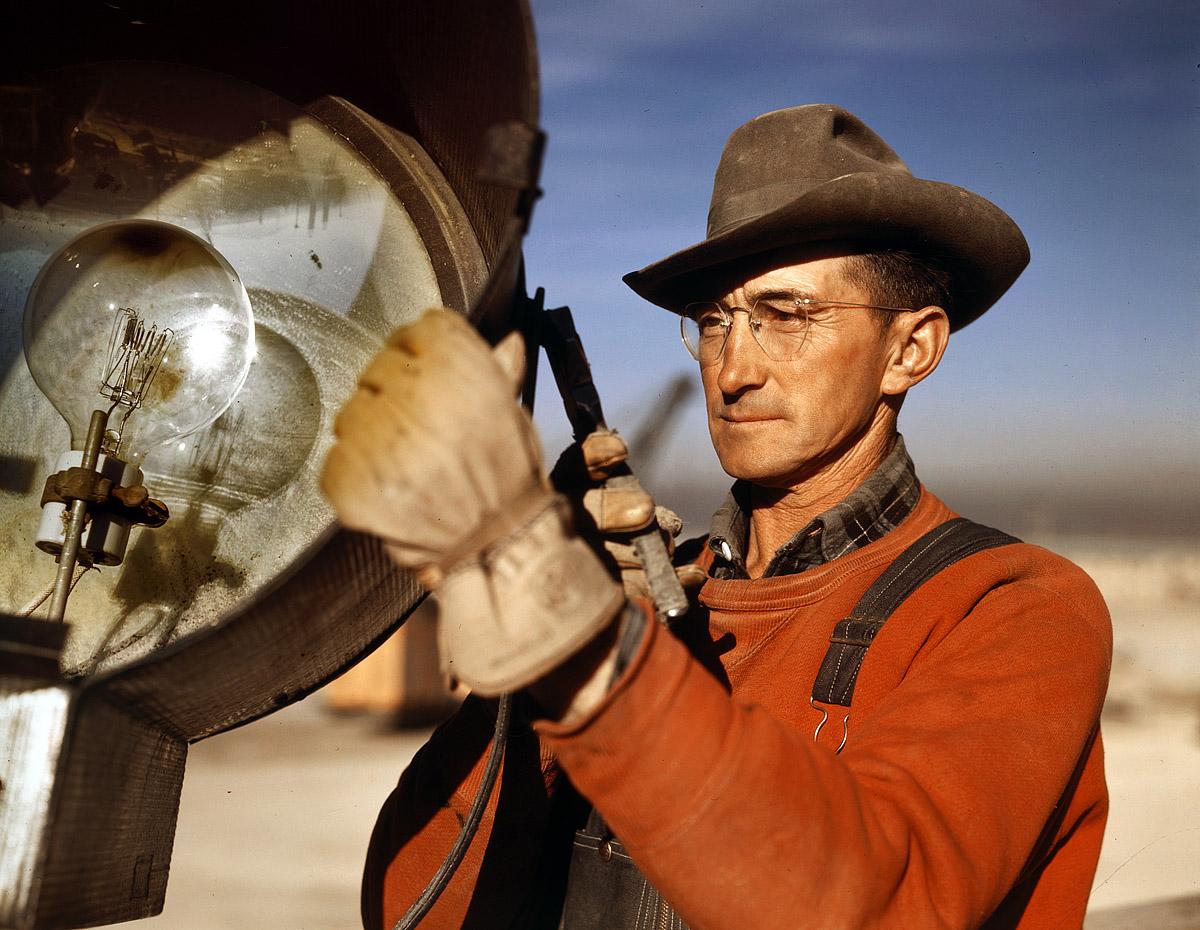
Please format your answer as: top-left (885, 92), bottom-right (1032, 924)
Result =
top-left (881, 305), bottom-right (950, 396)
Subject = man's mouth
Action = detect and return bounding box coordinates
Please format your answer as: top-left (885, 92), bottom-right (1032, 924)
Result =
top-left (719, 413), bottom-right (778, 423)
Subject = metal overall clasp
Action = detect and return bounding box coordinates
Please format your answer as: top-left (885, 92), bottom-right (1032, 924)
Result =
top-left (809, 696), bottom-right (850, 754)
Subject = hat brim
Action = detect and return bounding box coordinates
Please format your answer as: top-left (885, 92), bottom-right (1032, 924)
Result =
top-left (623, 171), bottom-right (1029, 331)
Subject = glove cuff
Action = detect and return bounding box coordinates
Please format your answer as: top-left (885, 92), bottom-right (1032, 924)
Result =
top-left (436, 497), bottom-right (624, 696)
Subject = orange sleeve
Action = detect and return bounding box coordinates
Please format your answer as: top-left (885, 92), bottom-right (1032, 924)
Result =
top-left (537, 560), bottom-right (1112, 930)
top-left (363, 695), bottom-right (576, 930)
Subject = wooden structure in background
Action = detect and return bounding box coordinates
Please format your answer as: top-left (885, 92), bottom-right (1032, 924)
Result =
top-left (324, 599), bottom-right (462, 726)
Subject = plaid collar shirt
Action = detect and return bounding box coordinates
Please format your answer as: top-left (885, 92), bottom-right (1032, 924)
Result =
top-left (706, 435), bottom-right (921, 579)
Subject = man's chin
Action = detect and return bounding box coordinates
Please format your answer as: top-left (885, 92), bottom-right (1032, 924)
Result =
top-left (717, 456), bottom-right (804, 488)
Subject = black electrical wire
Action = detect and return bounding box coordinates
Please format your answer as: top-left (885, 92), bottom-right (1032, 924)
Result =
top-left (392, 692), bottom-right (512, 930)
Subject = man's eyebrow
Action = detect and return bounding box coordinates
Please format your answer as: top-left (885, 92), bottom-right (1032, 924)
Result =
top-left (746, 287), bottom-right (819, 302)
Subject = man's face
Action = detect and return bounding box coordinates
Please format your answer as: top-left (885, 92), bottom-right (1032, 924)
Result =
top-left (697, 253), bottom-right (896, 488)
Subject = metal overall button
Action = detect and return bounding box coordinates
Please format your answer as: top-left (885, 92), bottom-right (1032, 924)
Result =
top-left (597, 839), bottom-right (613, 862)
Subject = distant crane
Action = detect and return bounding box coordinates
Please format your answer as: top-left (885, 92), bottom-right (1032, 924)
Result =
top-left (628, 372), bottom-right (695, 483)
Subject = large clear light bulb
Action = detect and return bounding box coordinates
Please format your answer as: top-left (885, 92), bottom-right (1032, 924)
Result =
top-left (21, 220), bottom-right (254, 609)
top-left (23, 219), bottom-right (256, 466)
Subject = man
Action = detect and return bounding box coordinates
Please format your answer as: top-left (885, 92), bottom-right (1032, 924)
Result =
top-left (322, 104), bottom-right (1111, 929)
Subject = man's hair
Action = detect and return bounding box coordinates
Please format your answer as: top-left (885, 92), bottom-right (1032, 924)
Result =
top-left (841, 248), bottom-right (956, 335)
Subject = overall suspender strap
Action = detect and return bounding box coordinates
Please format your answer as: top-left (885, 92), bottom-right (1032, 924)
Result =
top-left (810, 517), bottom-right (1020, 708)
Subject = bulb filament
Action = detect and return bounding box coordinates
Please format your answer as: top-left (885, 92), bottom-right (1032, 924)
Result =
top-left (100, 307), bottom-right (174, 450)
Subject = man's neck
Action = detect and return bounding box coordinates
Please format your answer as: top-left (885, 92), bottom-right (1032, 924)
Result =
top-left (744, 422), bottom-right (898, 578)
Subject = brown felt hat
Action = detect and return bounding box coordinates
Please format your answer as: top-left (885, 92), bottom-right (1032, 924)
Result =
top-left (623, 104), bottom-right (1029, 330)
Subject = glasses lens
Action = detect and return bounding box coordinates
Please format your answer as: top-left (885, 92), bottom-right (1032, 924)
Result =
top-left (750, 298), bottom-right (810, 361)
top-left (681, 302), bottom-right (728, 364)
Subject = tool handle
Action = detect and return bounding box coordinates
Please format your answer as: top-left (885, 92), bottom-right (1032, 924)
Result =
top-left (539, 303), bottom-right (689, 622)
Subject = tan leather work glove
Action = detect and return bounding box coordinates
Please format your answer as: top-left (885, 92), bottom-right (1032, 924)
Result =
top-left (321, 309), bottom-right (624, 696)
top-left (550, 430), bottom-right (707, 599)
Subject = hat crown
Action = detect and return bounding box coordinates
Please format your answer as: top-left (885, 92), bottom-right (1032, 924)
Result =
top-left (708, 105), bottom-right (910, 237)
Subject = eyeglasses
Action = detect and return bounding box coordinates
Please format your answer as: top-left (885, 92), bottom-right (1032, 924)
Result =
top-left (680, 293), bottom-right (914, 365)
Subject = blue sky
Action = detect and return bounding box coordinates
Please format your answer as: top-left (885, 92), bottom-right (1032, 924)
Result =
top-left (520, 0), bottom-right (1198, 525)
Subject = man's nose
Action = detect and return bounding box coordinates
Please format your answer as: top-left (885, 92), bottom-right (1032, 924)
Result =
top-left (714, 312), bottom-right (769, 395)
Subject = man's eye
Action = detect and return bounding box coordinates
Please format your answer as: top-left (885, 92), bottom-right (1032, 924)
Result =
top-left (696, 314), bottom-right (728, 333)
top-left (754, 304), bottom-right (807, 329)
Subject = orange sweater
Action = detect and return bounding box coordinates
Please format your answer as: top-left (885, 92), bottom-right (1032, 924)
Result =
top-left (365, 490), bottom-right (1111, 930)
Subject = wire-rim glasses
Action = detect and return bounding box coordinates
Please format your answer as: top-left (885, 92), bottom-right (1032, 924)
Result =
top-left (680, 293), bottom-right (914, 365)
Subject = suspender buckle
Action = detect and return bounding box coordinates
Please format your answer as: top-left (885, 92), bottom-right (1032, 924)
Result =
top-left (809, 695), bottom-right (850, 754)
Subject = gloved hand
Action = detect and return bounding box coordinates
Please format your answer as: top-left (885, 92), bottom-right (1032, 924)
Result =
top-left (550, 430), bottom-right (707, 599)
top-left (321, 309), bottom-right (624, 696)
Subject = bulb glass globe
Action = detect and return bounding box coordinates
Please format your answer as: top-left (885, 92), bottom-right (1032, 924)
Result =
top-left (23, 219), bottom-right (256, 466)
